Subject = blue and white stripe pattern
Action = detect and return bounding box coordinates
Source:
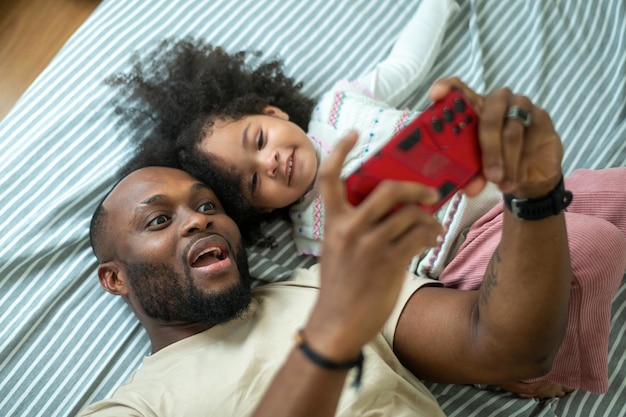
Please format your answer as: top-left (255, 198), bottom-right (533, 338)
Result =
top-left (0, 1), bottom-right (624, 416)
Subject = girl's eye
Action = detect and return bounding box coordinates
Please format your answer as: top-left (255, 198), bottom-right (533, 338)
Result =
top-left (251, 173), bottom-right (258, 194)
top-left (257, 131), bottom-right (264, 150)
top-left (198, 202), bottom-right (215, 213)
top-left (148, 215), bottom-right (169, 227)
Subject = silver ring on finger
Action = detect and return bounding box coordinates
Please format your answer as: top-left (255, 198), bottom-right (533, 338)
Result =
top-left (506, 106), bottom-right (532, 127)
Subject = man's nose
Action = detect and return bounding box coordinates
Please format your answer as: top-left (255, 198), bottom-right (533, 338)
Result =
top-left (181, 208), bottom-right (212, 236)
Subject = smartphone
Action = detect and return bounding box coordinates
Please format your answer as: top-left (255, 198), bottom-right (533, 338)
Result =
top-left (345, 88), bottom-right (482, 213)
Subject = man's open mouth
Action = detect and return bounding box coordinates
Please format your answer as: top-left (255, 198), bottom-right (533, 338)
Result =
top-left (188, 236), bottom-right (230, 268)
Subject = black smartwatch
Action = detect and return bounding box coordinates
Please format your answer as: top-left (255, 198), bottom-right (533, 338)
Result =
top-left (504, 177), bottom-right (573, 220)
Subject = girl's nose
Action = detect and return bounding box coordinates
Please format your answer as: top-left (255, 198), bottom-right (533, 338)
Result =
top-left (262, 150), bottom-right (279, 177)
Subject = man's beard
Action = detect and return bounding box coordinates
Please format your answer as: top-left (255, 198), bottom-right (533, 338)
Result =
top-left (122, 242), bottom-right (252, 327)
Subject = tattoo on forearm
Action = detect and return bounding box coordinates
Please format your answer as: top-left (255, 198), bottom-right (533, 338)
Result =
top-left (480, 248), bottom-right (501, 306)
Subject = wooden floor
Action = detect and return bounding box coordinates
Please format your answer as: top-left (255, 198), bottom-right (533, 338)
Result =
top-left (0, 0), bottom-right (101, 121)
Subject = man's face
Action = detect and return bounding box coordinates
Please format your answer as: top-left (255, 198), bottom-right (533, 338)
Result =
top-left (102, 167), bottom-right (251, 325)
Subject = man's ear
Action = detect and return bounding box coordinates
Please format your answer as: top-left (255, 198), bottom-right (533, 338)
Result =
top-left (98, 261), bottom-right (130, 296)
top-left (262, 105), bottom-right (289, 120)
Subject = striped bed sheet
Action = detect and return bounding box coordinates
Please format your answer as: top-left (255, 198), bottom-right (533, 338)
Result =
top-left (0, 1), bottom-right (624, 416)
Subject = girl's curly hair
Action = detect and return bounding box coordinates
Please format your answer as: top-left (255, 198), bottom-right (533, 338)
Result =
top-left (108, 38), bottom-right (316, 244)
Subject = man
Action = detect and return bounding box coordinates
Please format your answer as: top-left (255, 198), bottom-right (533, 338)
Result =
top-left (80, 79), bottom-right (572, 416)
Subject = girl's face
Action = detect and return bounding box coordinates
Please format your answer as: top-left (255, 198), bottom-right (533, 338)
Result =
top-left (198, 107), bottom-right (318, 211)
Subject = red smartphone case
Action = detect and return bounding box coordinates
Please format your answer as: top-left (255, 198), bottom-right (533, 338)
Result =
top-left (345, 89), bottom-right (482, 213)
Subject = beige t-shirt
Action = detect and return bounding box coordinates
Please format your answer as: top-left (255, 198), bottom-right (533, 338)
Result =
top-left (79, 265), bottom-right (444, 417)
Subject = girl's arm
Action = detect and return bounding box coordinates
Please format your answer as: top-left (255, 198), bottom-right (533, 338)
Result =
top-left (357, 0), bottom-right (459, 106)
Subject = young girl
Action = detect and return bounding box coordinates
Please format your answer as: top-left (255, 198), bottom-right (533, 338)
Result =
top-left (110, 0), bottom-right (626, 398)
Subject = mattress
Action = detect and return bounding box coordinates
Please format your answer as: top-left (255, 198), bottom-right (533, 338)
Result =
top-left (0, 1), bottom-right (624, 416)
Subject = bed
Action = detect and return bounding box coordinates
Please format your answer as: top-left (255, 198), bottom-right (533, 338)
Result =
top-left (0, 0), bottom-right (624, 416)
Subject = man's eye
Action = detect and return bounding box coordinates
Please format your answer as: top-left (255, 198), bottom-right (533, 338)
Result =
top-left (257, 132), bottom-right (264, 150)
top-left (198, 202), bottom-right (215, 213)
top-left (148, 215), bottom-right (169, 227)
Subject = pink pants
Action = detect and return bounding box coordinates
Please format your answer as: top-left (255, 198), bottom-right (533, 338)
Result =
top-left (439, 168), bottom-right (626, 393)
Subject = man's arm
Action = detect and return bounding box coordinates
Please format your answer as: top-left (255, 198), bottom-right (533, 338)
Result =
top-left (253, 79), bottom-right (572, 415)
top-left (253, 132), bottom-right (445, 417)
top-left (393, 78), bottom-right (572, 384)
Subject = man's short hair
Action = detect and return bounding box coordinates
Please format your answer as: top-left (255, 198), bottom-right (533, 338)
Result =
top-left (89, 192), bottom-right (110, 262)
top-left (89, 175), bottom-right (127, 262)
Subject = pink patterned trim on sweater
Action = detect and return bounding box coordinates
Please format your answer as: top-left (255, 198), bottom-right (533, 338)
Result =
top-left (296, 248), bottom-right (321, 256)
top-left (308, 133), bottom-right (332, 155)
top-left (313, 194), bottom-right (324, 240)
top-left (328, 91), bottom-right (347, 129)
top-left (392, 109), bottom-right (414, 136)
top-left (337, 79), bottom-right (376, 99)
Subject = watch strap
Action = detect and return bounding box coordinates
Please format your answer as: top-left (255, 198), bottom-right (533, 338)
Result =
top-left (504, 177), bottom-right (573, 220)
top-left (295, 329), bottom-right (365, 390)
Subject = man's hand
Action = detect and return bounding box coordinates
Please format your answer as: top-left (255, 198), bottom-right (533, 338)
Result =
top-left (303, 131), bottom-right (444, 362)
top-left (429, 77), bottom-right (564, 198)
top-left (393, 78), bottom-right (571, 387)
top-left (253, 133), bottom-right (445, 417)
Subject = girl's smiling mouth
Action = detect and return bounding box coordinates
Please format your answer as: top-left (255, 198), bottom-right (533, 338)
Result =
top-left (286, 151), bottom-right (295, 185)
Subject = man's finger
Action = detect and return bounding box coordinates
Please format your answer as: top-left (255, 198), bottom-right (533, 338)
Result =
top-left (461, 176), bottom-right (487, 197)
top-left (350, 181), bottom-right (439, 227)
top-left (479, 87), bottom-right (511, 184)
top-left (428, 77), bottom-right (484, 113)
top-left (319, 131), bottom-right (358, 213)
top-left (371, 204), bottom-right (443, 249)
top-left (500, 95), bottom-right (533, 191)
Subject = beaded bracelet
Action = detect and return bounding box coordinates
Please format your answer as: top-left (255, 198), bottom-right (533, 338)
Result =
top-left (295, 329), bottom-right (364, 390)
